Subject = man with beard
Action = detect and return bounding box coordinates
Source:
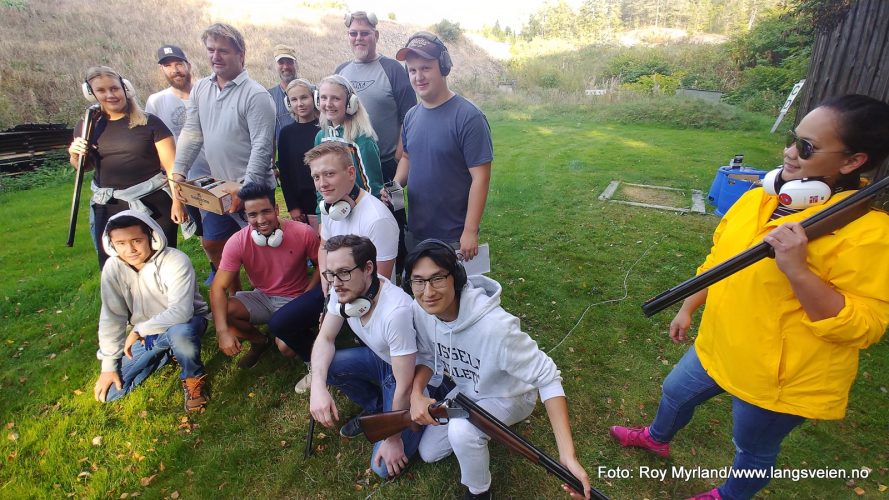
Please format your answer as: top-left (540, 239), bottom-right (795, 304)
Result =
top-left (268, 44), bottom-right (298, 144)
top-left (146, 45), bottom-right (214, 279)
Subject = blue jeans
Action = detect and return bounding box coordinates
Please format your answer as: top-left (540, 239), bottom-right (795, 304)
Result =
top-left (649, 347), bottom-right (805, 499)
top-left (105, 316), bottom-right (208, 402)
top-left (327, 346), bottom-right (423, 478)
top-left (268, 282), bottom-right (324, 361)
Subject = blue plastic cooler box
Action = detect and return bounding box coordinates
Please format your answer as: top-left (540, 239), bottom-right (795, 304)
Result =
top-left (707, 166), bottom-right (768, 216)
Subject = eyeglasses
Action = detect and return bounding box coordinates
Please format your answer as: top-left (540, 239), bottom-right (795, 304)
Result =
top-left (322, 264), bottom-right (361, 283)
top-left (408, 273), bottom-right (451, 293)
top-left (348, 30), bottom-right (374, 38)
top-left (786, 130), bottom-right (850, 160)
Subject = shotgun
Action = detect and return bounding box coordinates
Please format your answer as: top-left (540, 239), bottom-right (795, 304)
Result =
top-left (358, 392), bottom-right (610, 500)
top-left (642, 175), bottom-right (889, 317)
top-left (67, 104), bottom-right (101, 247)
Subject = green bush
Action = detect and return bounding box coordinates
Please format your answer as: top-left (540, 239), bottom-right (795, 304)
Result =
top-left (433, 19), bottom-right (463, 43)
top-left (605, 49), bottom-right (672, 83)
top-left (539, 72), bottom-right (560, 88)
top-left (724, 65), bottom-right (800, 113)
top-left (621, 73), bottom-right (683, 95)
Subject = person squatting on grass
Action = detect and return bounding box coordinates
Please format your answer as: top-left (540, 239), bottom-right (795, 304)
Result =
top-left (405, 240), bottom-right (591, 500)
top-left (306, 142), bottom-right (399, 293)
top-left (391, 32), bottom-right (493, 261)
top-left (610, 95), bottom-right (889, 500)
top-left (170, 23), bottom-right (276, 277)
top-left (314, 74), bottom-right (385, 200)
top-left (68, 66), bottom-right (183, 269)
top-left (209, 183), bottom-right (323, 374)
top-left (277, 78), bottom-right (321, 223)
top-left (94, 210), bottom-right (209, 412)
top-left (309, 235), bottom-right (422, 479)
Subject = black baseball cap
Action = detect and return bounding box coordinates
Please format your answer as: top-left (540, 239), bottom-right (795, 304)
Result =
top-left (157, 45), bottom-right (188, 64)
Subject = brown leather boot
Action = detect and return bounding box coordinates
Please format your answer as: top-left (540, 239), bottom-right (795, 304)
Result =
top-left (183, 374), bottom-right (209, 412)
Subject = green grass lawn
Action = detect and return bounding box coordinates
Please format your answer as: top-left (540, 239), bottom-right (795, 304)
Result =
top-left (1, 111), bottom-right (886, 499)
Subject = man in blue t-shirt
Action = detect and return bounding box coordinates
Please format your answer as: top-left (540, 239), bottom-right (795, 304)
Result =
top-left (393, 32), bottom-right (493, 261)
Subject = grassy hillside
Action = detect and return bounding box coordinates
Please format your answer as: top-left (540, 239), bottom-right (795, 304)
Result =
top-left (0, 0), bottom-right (502, 129)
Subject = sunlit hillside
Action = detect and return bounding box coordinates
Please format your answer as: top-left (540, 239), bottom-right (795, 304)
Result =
top-left (0, 0), bottom-right (502, 128)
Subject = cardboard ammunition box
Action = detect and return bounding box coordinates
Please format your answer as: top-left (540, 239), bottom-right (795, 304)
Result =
top-left (174, 176), bottom-right (242, 215)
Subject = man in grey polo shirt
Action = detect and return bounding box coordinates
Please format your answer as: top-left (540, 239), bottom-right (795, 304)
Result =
top-left (171, 22), bottom-right (276, 272)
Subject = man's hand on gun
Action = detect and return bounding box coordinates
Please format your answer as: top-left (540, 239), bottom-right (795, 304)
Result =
top-left (410, 392), bottom-right (439, 426)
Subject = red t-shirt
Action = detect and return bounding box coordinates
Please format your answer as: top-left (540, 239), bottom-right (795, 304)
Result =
top-left (219, 219), bottom-right (319, 297)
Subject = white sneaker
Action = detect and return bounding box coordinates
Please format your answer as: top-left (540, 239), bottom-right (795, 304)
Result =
top-left (295, 368), bottom-right (312, 394)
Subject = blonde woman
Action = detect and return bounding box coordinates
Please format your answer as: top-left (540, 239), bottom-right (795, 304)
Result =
top-left (68, 66), bottom-right (183, 268)
top-left (314, 74), bottom-right (384, 199)
top-left (278, 78), bottom-right (320, 221)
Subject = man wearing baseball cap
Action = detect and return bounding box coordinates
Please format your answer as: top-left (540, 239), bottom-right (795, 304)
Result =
top-left (146, 45), bottom-right (214, 282)
top-left (268, 44), bottom-right (298, 143)
top-left (392, 33), bottom-right (493, 263)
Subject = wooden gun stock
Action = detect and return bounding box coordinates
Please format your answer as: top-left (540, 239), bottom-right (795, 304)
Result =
top-left (642, 175), bottom-right (889, 317)
top-left (67, 105), bottom-right (100, 247)
top-left (358, 404), bottom-right (449, 443)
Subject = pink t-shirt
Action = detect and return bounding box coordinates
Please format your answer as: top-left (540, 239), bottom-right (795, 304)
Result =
top-left (219, 219), bottom-right (319, 297)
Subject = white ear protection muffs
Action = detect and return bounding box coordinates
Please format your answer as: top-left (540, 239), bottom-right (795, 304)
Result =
top-left (251, 227), bottom-right (284, 247)
top-left (330, 274), bottom-right (380, 317)
top-left (319, 184), bottom-right (360, 221)
top-left (82, 75), bottom-right (136, 103)
top-left (103, 225), bottom-right (163, 258)
top-left (344, 11), bottom-right (378, 27)
top-left (284, 79), bottom-right (318, 113)
top-left (762, 168), bottom-right (832, 209)
top-left (315, 75), bottom-right (359, 116)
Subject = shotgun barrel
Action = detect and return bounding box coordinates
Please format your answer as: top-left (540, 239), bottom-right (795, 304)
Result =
top-left (66, 105), bottom-right (100, 247)
top-left (642, 175), bottom-right (889, 317)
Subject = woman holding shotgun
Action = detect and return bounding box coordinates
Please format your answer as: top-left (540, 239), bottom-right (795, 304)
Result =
top-left (68, 66), bottom-right (183, 268)
top-left (611, 95), bottom-right (889, 500)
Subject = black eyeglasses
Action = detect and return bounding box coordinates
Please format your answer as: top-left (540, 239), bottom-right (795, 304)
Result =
top-left (348, 30), bottom-right (374, 38)
top-left (322, 264), bottom-right (361, 283)
top-left (408, 273), bottom-right (451, 293)
top-left (786, 130), bottom-right (850, 160)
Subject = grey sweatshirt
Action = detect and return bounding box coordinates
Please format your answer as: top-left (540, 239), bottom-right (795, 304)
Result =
top-left (97, 210), bottom-right (209, 372)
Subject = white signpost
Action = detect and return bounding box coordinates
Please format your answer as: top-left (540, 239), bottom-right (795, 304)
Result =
top-left (771, 79), bottom-right (806, 133)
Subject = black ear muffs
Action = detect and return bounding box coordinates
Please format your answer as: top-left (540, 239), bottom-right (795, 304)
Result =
top-left (405, 32), bottom-right (452, 76)
top-left (402, 239), bottom-right (467, 297)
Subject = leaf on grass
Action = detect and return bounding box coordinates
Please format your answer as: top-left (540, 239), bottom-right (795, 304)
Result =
top-left (317, 432), bottom-right (327, 440)
top-left (878, 484), bottom-right (887, 493)
top-left (92, 436), bottom-right (103, 447)
top-left (170, 491), bottom-right (180, 499)
top-left (248, 392), bottom-right (256, 398)
top-left (48, 353), bottom-right (57, 360)
top-left (185, 468), bottom-right (193, 476)
top-left (280, 440), bottom-right (288, 448)
top-left (5, 422), bottom-right (13, 429)
top-left (159, 462), bottom-right (166, 472)
top-left (853, 487), bottom-right (865, 496)
top-left (120, 494), bottom-right (129, 499)
top-left (140, 410), bottom-right (149, 418)
top-left (73, 389), bottom-right (83, 396)
top-left (77, 471), bottom-right (91, 480)
top-left (7, 432), bottom-right (19, 441)
top-left (690, 447), bottom-right (696, 456)
top-left (139, 474), bottom-right (157, 486)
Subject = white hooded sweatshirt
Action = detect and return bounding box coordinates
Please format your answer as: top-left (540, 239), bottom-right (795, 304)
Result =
top-left (97, 210), bottom-right (209, 372)
top-left (413, 275), bottom-right (564, 403)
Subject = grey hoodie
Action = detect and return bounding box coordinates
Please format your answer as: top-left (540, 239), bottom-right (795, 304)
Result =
top-left (413, 275), bottom-right (564, 402)
top-left (97, 210), bottom-right (209, 372)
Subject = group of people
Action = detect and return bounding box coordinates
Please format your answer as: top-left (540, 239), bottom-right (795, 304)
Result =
top-left (65, 10), bottom-right (889, 500)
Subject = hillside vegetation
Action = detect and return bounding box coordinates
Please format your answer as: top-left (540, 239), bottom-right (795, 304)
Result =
top-left (0, 0), bottom-right (501, 129)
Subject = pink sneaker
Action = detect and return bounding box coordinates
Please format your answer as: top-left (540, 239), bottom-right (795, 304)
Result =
top-left (609, 425), bottom-right (670, 457)
top-left (686, 488), bottom-right (721, 500)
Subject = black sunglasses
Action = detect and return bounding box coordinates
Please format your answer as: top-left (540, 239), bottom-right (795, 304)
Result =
top-left (786, 130), bottom-right (850, 160)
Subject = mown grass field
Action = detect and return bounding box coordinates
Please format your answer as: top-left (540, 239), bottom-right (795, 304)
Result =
top-left (1, 109), bottom-right (886, 499)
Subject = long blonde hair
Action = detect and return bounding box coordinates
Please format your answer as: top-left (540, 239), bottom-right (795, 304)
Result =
top-left (85, 66), bottom-right (147, 128)
top-left (317, 75), bottom-right (378, 143)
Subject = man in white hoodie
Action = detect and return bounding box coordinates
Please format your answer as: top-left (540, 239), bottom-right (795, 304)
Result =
top-left (404, 239), bottom-right (591, 500)
top-left (94, 210), bottom-right (210, 412)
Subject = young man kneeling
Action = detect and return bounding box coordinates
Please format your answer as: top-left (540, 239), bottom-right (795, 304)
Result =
top-left (94, 211), bottom-right (210, 411)
top-left (405, 240), bottom-right (591, 499)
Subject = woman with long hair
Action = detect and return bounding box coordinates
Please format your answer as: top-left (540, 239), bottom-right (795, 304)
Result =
top-left (277, 78), bottom-right (320, 222)
top-left (68, 66), bottom-right (184, 268)
top-left (609, 94), bottom-right (889, 500)
top-left (314, 74), bottom-right (384, 199)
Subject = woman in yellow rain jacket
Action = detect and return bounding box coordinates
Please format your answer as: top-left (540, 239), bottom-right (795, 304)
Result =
top-left (610, 94), bottom-right (889, 500)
